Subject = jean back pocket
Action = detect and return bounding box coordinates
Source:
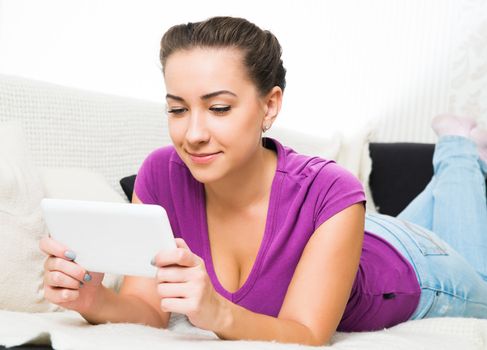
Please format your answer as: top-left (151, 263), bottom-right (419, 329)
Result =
top-left (366, 213), bottom-right (449, 256)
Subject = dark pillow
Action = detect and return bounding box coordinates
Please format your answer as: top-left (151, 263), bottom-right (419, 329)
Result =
top-left (368, 142), bottom-right (435, 216)
top-left (120, 175), bottom-right (137, 202)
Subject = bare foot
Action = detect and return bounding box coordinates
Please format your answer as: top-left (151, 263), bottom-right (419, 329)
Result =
top-left (470, 126), bottom-right (487, 164)
top-left (431, 114), bottom-right (477, 138)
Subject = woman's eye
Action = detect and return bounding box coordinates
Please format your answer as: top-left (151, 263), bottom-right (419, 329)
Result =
top-left (211, 106), bottom-right (231, 115)
top-left (167, 108), bottom-right (187, 115)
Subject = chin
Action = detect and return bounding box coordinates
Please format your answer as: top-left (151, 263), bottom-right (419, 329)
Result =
top-left (188, 168), bottom-right (223, 184)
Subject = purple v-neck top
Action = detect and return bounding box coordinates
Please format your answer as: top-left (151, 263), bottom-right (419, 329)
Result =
top-left (134, 137), bottom-right (420, 332)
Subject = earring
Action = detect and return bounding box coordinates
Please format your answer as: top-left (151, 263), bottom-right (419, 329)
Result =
top-left (262, 124), bottom-right (271, 133)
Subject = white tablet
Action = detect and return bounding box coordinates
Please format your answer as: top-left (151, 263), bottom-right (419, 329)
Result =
top-left (40, 198), bottom-right (176, 277)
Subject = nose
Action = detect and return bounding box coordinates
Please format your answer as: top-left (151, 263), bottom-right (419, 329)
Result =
top-left (185, 111), bottom-right (210, 146)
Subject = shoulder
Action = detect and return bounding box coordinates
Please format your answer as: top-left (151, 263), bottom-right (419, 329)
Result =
top-left (274, 139), bottom-right (365, 228)
top-left (278, 140), bottom-right (361, 189)
top-left (312, 160), bottom-right (365, 229)
top-left (316, 161), bottom-right (364, 192)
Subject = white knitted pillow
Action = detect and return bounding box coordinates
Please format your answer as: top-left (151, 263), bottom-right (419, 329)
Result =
top-left (0, 74), bottom-right (169, 200)
top-left (0, 121), bottom-right (58, 312)
top-left (0, 122), bottom-right (126, 312)
top-left (40, 167), bottom-right (126, 204)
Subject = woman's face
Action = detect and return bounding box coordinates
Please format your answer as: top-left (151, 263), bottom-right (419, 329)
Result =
top-left (164, 47), bottom-right (272, 184)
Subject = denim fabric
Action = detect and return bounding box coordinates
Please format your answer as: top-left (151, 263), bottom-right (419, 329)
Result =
top-left (365, 135), bottom-right (487, 320)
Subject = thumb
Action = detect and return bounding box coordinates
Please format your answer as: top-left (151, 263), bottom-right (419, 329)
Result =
top-left (175, 238), bottom-right (203, 267)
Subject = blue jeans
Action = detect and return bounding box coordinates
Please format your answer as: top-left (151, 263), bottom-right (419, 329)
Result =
top-left (364, 135), bottom-right (487, 320)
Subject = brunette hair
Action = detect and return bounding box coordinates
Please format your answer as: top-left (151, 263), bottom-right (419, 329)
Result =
top-left (160, 16), bottom-right (286, 97)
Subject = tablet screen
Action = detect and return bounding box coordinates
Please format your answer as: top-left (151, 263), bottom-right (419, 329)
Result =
top-left (41, 198), bottom-right (176, 277)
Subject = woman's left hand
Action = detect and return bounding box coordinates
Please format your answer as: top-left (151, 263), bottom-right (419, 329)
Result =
top-left (153, 238), bottom-right (228, 331)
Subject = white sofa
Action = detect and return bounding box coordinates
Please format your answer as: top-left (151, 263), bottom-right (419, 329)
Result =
top-left (1, 74), bottom-right (486, 350)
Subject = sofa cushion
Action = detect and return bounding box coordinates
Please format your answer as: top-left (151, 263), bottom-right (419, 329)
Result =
top-left (40, 167), bottom-right (126, 203)
top-left (0, 121), bottom-right (58, 312)
top-left (369, 142), bottom-right (487, 217)
top-left (0, 74), bottom-right (169, 200)
top-left (120, 174), bottom-right (137, 202)
top-left (368, 142), bottom-right (436, 216)
top-left (0, 122), bottom-right (126, 313)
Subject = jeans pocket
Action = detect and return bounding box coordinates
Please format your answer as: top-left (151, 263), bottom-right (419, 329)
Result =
top-left (393, 218), bottom-right (449, 256)
top-left (367, 213), bottom-right (449, 256)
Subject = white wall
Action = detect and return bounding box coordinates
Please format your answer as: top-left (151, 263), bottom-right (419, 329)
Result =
top-left (1, 0), bottom-right (484, 141)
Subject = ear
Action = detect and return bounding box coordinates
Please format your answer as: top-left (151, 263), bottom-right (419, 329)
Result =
top-left (262, 86), bottom-right (283, 127)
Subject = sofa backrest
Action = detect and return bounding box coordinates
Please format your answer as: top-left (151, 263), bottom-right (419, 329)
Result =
top-left (0, 74), bottom-right (170, 198)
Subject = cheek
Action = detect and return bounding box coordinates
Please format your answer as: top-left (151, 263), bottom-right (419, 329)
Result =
top-left (220, 112), bottom-right (263, 158)
top-left (225, 106), bottom-right (262, 137)
top-left (168, 119), bottom-right (185, 143)
top-left (208, 118), bottom-right (259, 149)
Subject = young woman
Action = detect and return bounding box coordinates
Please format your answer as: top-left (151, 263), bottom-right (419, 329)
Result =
top-left (39, 16), bottom-right (487, 346)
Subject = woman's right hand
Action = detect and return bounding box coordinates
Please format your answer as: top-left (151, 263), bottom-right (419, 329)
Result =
top-left (39, 235), bottom-right (105, 314)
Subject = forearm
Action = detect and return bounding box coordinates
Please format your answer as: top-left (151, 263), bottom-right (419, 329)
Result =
top-left (80, 286), bottom-right (167, 328)
top-left (214, 299), bottom-right (327, 346)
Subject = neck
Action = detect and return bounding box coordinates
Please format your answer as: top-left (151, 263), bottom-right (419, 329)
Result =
top-left (204, 140), bottom-right (277, 212)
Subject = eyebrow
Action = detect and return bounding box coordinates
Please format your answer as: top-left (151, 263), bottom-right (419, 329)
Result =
top-left (166, 90), bottom-right (237, 102)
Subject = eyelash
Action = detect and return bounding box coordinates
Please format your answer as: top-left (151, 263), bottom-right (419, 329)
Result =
top-left (166, 106), bottom-right (231, 116)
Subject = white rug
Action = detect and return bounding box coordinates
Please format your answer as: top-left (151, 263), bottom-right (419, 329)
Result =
top-left (0, 309), bottom-right (486, 350)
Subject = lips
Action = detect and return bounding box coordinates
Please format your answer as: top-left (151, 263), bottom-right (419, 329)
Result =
top-left (187, 151), bottom-right (221, 164)
top-left (189, 152), bottom-right (219, 157)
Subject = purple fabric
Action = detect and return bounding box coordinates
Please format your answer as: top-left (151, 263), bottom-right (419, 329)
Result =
top-left (134, 137), bottom-right (420, 332)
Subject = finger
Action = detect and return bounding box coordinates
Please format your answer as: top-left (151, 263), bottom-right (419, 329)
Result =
top-left (156, 266), bottom-right (188, 283)
top-left (156, 282), bottom-right (187, 299)
top-left (43, 285), bottom-right (80, 304)
top-left (39, 235), bottom-right (76, 261)
top-left (154, 248), bottom-right (200, 268)
top-left (44, 256), bottom-right (87, 283)
top-left (46, 270), bottom-right (83, 289)
top-left (160, 297), bottom-right (189, 314)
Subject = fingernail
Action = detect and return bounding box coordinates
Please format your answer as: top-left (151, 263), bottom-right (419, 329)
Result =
top-left (64, 250), bottom-right (76, 260)
top-left (150, 257), bottom-right (156, 266)
top-left (83, 273), bottom-right (92, 282)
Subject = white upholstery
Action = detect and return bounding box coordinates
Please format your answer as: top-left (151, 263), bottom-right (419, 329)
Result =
top-left (0, 74), bottom-right (169, 200)
top-left (0, 121), bottom-right (55, 312)
top-left (0, 121), bottom-right (126, 312)
top-left (0, 72), bottom-right (486, 350)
